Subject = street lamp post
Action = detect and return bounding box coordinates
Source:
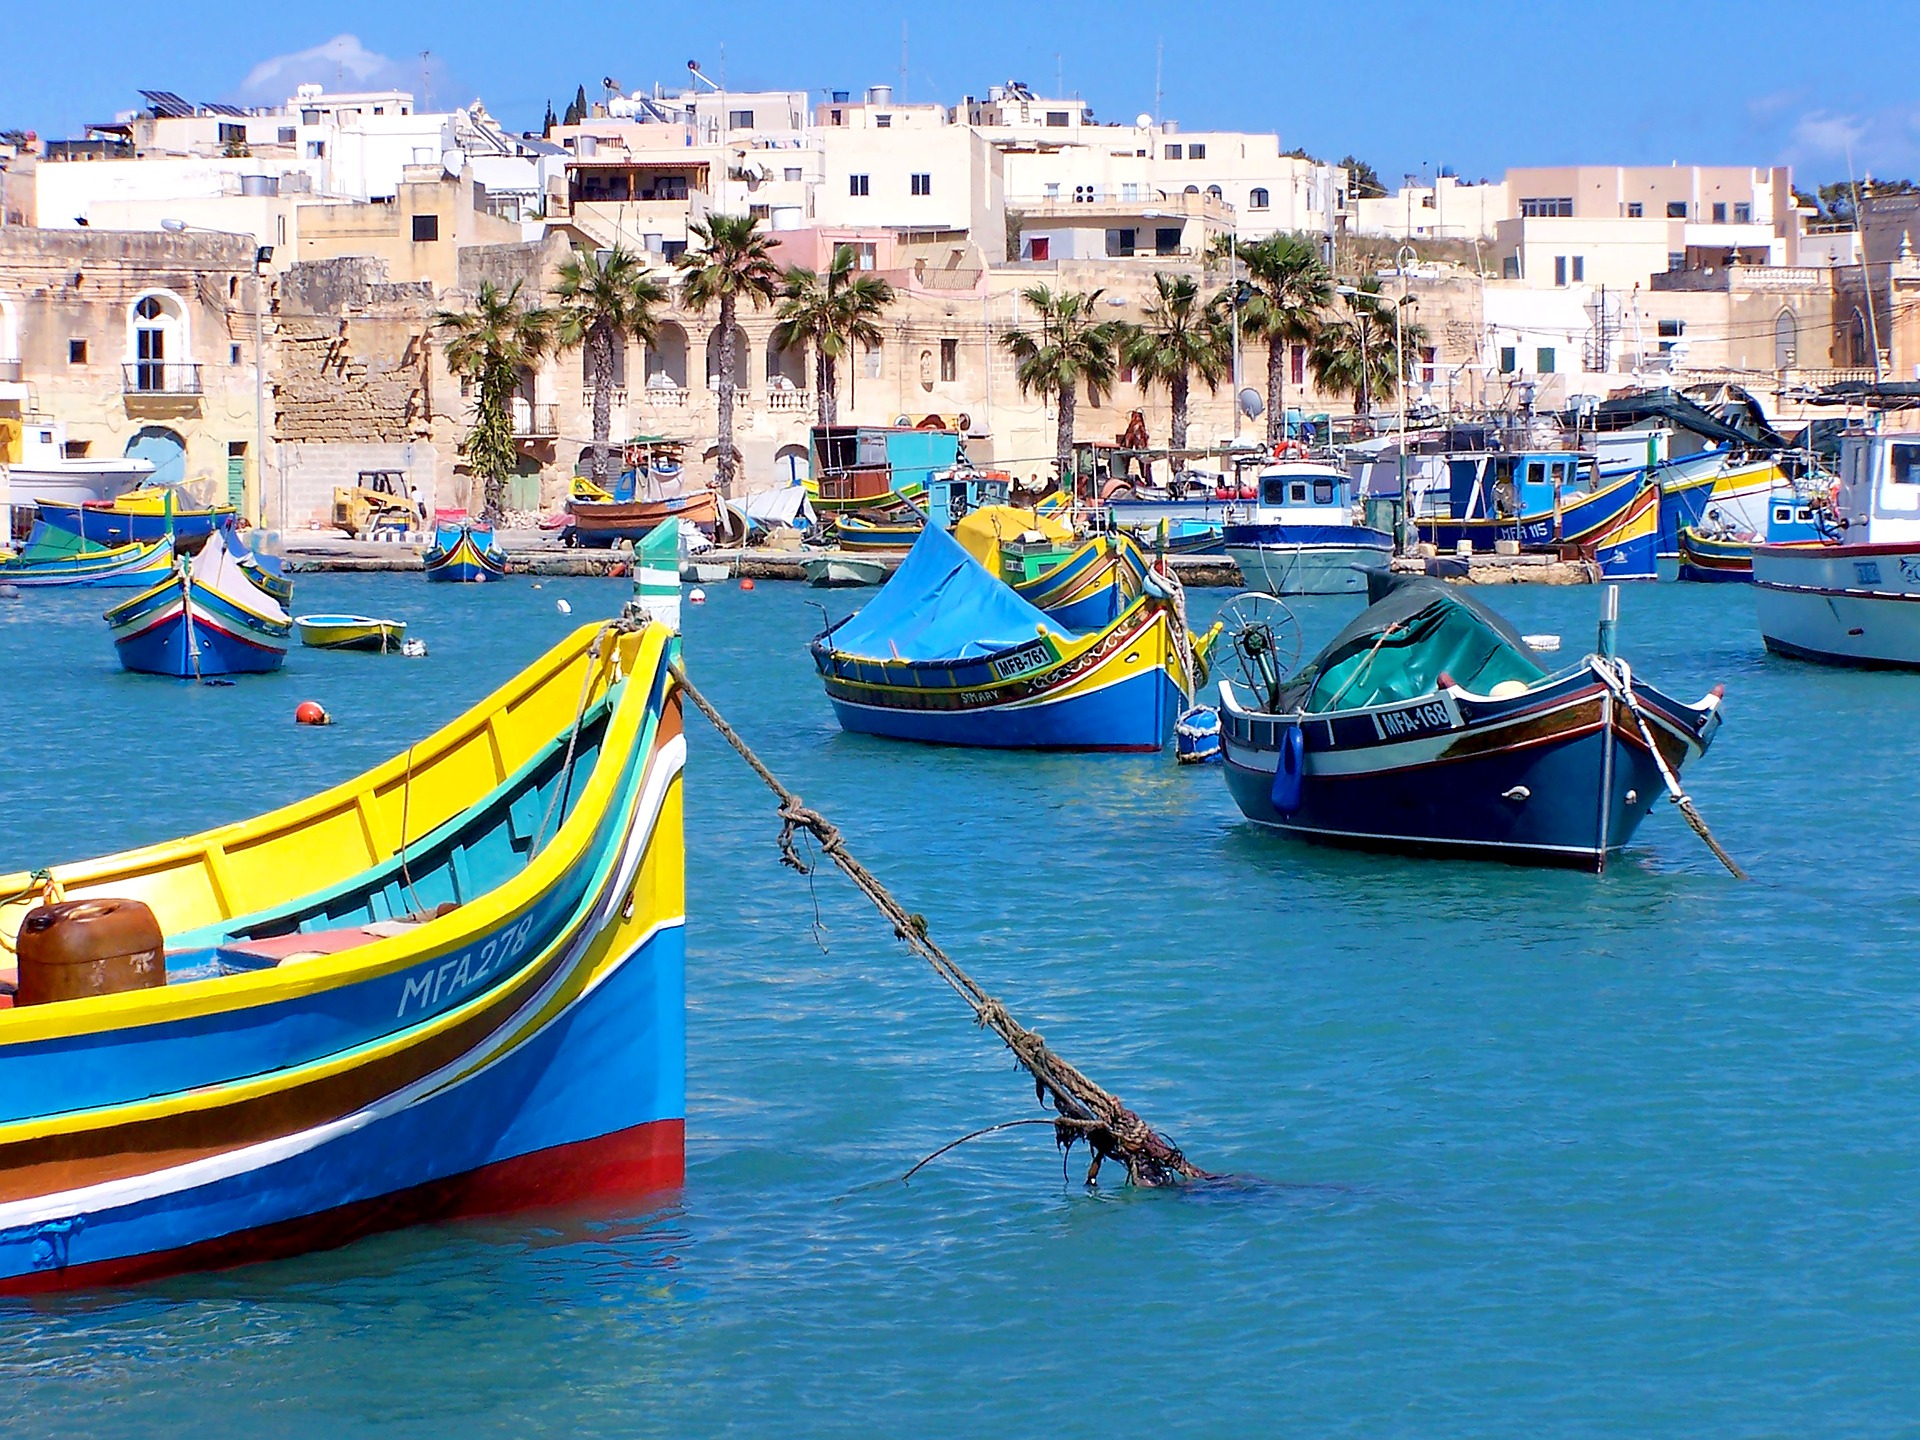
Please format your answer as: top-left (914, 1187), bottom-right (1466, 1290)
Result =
top-left (163, 218), bottom-right (273, 530)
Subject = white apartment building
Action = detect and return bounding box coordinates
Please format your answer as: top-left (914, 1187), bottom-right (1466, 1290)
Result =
top-left (34, 87), bottom-right (561, 253)
top-left (1352, 173), bottom-right (1511, 241)
top-left (965, 83), bottom-right (1344, 245)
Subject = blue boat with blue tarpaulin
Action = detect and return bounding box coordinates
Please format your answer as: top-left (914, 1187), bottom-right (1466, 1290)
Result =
top-left (811, 523), bottom-right (1214, 752)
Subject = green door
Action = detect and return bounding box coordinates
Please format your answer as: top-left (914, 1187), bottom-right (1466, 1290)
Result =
top-left (226, 450), bottom-right (247, 513)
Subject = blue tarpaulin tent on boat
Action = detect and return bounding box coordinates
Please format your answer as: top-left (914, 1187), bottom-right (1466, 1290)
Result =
top-left (828, 523), bottom-right (1053, 662)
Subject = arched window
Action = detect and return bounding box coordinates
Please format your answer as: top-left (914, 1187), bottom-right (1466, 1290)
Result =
top-left (1206, 184), bottom-right (1224, 200)
top-left (1249, 188), bottom-right (1270, 210)
top-left (126, 290), bottom-right (190, 393)
top-left (1774, 309), bottom-right (1797, 370)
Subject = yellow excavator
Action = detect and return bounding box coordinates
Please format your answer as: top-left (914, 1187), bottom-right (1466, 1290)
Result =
top-left (332, 470), bottom-right (423, 539)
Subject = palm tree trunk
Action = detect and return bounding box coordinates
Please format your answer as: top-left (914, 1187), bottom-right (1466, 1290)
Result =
top-left (1055, 383), bottom-right (1076, 486)
top-left (590, 325), bottom-right (614, 490)
top-left (1171, 368), bottom-right (1190, 452)
top-left (815, 343), bottom-right (830, 427)
top-left (1267, 334), bottom-right (1285, 447)
top-left (822, 353), bottom-right (839, 426)
top-left (716, 297), bottom-right (737, 496)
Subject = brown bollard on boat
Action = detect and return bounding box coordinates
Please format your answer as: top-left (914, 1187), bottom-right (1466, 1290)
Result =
top-left (16, 899), bottom-right (166, 1006)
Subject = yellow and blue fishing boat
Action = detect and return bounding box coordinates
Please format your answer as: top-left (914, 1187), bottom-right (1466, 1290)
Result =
top-left (0, 522), bottom-right (172, 589)
top-left (423, 520), bottom-right (508, 582)
top-left (954, 504), bottom-right (1148, 632)
top-left (295, 614), bottom-right (409, 652)
top-left (36, 487), bottom-right (238, 547)
top-left (812, 524), bottom-right (1216, 752)
top-left (0, 620), bottom-right (686, 1291)
top-left (833, 511), bottom-right (923, 552)
top-left (104, 532), bottom-right (292, 678)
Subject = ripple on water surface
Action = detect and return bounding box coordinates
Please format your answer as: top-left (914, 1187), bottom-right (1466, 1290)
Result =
top-left (1, 574), bottom-right (1918, 1437)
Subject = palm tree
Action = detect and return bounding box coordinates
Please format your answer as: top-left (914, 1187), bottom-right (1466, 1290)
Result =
top-left (773, 244), bottom-right (895, 426)
top-left (675, 214), bottom-right (782, 495)
top-left (1308, 280), bottom-right (1428, 420)
top-left (1001, 285), bottom-right (1121, 484)
top-left (434, 280), bottom-right (555, 523)
top-left (552, 245), bottom-right (668, 492)
top-left (1120, 272), bottom-right (1231, 453)
top-left (1237, 234), bottom-right (1333, 445)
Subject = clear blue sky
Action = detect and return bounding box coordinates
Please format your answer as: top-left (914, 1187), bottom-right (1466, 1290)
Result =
top-left (9, 0), bottom-right (1919, 190)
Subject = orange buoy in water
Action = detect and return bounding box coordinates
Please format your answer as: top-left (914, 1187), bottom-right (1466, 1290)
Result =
top-left (740, 577), bottom-right (756, 592)
top-left (295, 700), bottom-right (331, 726)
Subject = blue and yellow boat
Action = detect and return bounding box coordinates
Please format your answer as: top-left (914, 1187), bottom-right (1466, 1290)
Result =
top-left (295, 614), bottom-right (409, 652)
top-left (35, 488), bottom-right (237, 547)
top-left (0, 620), bottom-right (686, 1291)
top-left (955, 505), bottom-right (1148, 632)
top-left (1414, 452), bottom-right (1644, 558)
top-left (0, 523), bottom-right (172, 589)
top-left (424, 521), bottom-right (508, 582)
top-left (103, 533), bottom-right (292, 678)
top-left (812, 524), bottom-right (1215, 752)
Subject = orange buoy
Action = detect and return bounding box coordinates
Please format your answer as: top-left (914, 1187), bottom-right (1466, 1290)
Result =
top-left (740, 577), bottom-right (756, 592)
top-left (295, 700), bottom-right (331, 726)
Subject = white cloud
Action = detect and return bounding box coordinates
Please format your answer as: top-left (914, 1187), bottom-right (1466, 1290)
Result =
top-left (232, 34), bottom-right (457, 107)
top-left (1788, 110), bottom-right (1869, 158)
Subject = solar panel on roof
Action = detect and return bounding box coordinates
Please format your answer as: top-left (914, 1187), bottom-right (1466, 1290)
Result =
top-left (138, 90), bottom-right (194, 117)
top-left (202, 102), bottom-right (246, 117)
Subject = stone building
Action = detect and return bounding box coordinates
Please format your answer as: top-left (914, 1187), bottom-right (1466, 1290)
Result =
top-left (0, 227), bottom-right (267, 513)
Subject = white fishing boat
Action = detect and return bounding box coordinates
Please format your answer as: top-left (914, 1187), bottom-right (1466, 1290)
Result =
top-left (1223, 461), bottom-right (1393, 596)
top-left (5, 418), bottom-right (155, 514)
top-left (803, 555), bottom-right (889, 588)
top-left (1754, 425), bottom-right (1920, 668)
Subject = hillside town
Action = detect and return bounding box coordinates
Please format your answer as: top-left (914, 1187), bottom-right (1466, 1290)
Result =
top-left (0, 71), bottom-right (1915, 528)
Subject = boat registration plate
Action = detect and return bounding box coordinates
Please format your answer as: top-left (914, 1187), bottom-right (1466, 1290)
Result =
top-left (991, 640), bottom-right (1053, 680)
top-left (1373, 698), bottom-right (1454, 741)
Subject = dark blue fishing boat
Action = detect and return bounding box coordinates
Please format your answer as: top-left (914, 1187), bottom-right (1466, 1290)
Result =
top-left (103, 528), bottom-right (292, 678)
top-left (1215, 575), bottom-right (1723, 870)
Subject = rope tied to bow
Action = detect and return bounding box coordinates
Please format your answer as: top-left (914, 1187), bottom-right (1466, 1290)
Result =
top-left (672, 659), bottom-right (1212, 1188)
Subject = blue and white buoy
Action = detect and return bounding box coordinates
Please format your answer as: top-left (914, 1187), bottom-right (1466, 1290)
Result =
top-left (1175, 704), bottom-right (1222, 765)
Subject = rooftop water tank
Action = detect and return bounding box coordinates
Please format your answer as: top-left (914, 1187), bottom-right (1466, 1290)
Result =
top-left (866, 85), bottom-right (893, 107)
top-left (239, 174), bottom-right (279, 197)
top-left (577, 134), bottom-right (599, 157)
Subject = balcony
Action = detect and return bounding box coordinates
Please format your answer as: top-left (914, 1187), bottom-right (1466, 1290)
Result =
top-left (511, 400), bottom-right (560, 439)
top-left (642, 384), bottom-right (690, 408)
top-left (122, 362), bottom-right (202, 396)
top-left (1650, 264), bottom-right (1826, 293)
top-left (766, 388), bottom-right (813, 412)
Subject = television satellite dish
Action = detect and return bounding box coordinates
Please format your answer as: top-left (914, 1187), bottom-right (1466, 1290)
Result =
top-left (1135, 113), bottom-right (1154, 129)
top-left (1238, 387), bottom-right (1264, 420)
top-left (441, 147), bottom-right (467, 176)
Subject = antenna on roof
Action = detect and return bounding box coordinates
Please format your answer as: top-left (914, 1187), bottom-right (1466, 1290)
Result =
top-left (420, 51), bottom-right (432, 111)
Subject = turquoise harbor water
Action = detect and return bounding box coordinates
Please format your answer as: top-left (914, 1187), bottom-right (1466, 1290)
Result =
top-left (1, 572), bottom-right (1917, 1436)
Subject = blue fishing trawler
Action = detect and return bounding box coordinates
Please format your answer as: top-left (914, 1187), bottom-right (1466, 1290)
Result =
top-left (1222, 461), bottom-right (1393, 596)
top-left (0, 523), bottom-right (173, 589)
top-left (1413, 449), bottom-right (1652, 578)
top-left (1215, 575), bottom-right (1723, 870)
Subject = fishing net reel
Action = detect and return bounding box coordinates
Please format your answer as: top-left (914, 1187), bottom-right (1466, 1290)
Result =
top-left (1215, 591), bottom-right (1301, 712)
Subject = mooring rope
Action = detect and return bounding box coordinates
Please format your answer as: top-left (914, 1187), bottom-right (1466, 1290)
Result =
top-left (669, 659), bottom-right (1212, 1187)
top-left (1590, 655), bottom-right (1746, 880)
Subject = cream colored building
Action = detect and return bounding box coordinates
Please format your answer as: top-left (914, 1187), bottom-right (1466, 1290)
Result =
top-left (0, 228), bottom-right (268, 516)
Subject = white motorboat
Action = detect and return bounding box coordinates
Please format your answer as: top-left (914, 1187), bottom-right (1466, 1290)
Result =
top-left (1754, 425), bottom-right (1920, 668)
top-left (1222, 460), bottom-right (1393, 596)
top-left (4, 418), bottom-right (154, 538)
top-left (803, 554), bottom-right (889, 588)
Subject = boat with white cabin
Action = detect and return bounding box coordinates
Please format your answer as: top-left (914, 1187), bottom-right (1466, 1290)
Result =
top-left (1754, 425), bottom-right (1920, 668)
top-left (1222, 461), bottom-right (1393, 596)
